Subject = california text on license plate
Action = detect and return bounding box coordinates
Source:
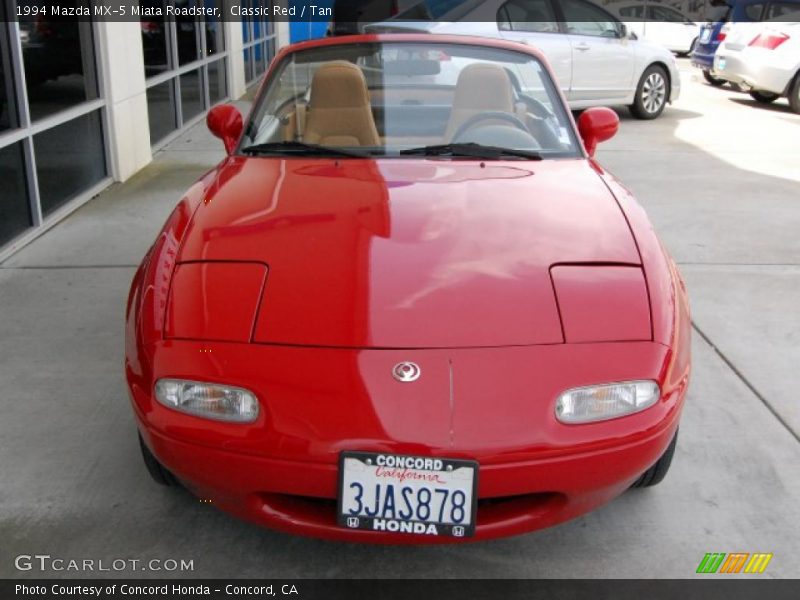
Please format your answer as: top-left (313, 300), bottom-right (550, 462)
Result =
top-left (337, 452), bottom-right (478, 538)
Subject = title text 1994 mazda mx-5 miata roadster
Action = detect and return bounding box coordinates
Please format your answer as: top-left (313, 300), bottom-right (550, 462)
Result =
top-left (125, 34), bottom-right (691, 543)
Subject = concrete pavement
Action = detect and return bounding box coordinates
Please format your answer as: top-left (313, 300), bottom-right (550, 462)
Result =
top-left (1, 63), bottom-right (798, 578)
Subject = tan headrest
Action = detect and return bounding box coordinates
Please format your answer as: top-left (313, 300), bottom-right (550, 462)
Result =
top-left (452, 63), bottom-right (514, 111)
top-left (310, 61), bottom-right (372, 110)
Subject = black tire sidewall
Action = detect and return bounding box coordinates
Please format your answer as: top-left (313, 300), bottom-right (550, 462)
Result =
top-left (749, 90), bottom-right (779, 103)
top-left (790, 72), bottom-right (800, 114)
top-left (703, 69), bottom-right (725, 86)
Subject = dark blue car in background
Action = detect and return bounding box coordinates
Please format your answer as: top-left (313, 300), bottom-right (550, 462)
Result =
top-left (692, 0), bottom-right (800, 86)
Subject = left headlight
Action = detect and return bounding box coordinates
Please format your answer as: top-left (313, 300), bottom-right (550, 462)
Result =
top-left (555, 380), bottom-right (660, 424)
top-left (155, 379), bottom-right (259, 423)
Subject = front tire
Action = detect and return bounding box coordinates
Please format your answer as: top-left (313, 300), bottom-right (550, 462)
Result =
top-left (139, 434), bottom-right (178, 486)
top-left (703, 69), bottom-right (726, 87)
top-left (630, 430), bottom-right (678, 488)
top-left (629, 65), bottom-right (669, 120)
top-left (749, 90), bottom-right (779, 104)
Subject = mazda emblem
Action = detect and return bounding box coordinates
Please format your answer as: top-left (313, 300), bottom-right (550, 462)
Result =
top-left (392, 362), bottom-right (421, 383)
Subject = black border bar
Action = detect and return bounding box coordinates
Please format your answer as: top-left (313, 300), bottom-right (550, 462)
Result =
top-left (4, 579), bottom-right (800, 600)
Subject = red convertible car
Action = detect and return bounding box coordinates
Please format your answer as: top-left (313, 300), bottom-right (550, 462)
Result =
top-left (125, 34), bottom-right (691, 543)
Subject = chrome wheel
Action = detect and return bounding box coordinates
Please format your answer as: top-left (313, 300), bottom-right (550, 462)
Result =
top-left (642, 72), bottom-right (667, 114)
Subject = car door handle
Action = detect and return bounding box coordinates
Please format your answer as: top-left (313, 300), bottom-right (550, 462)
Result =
top-left (574, 43), bottom-right (591, 51)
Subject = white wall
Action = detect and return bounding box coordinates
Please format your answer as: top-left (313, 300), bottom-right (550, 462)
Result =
top-left (95, 21), bottom-right (153, 182)
top-left (276, 20), bottom-right (291, 52)
top-left (225, 19), bottom-right (247, 100)
top-left (96, 12), bottom-right (289, 184)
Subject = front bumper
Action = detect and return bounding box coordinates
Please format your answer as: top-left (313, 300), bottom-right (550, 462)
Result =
top-left (141, 422), bottom-right (679, 543)
top-left (669, 60), bottom-right (682, 102)
top-left (129, 340), bottom-right (688, 543)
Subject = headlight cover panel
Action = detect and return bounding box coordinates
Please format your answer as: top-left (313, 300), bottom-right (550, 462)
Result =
top-left (165, 262), bottom-right (268, 342)
top-left (551, 266), bottom-right (651, 343)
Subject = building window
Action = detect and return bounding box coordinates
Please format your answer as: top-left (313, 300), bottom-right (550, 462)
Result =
top-left (146, 80), bottom-right (178, 145)
top-left (0, 2), bottom-right (110, 256)
top-left (207, 57), bottom-right (227, 106)
top-left (180, 68), bottom-right (204, 124)
top-left (0, 142), bottom-right (30, 247)
top-left (34, 109), bottom-right (107, 216)
top-left (242, 0), bottom-right (277, 85)
top-left (0, 12), bottom-right (19, 132)
top-left (141, 0), bottom-right (229, 148)
top-left (19, 16), bottom-right (99, 122)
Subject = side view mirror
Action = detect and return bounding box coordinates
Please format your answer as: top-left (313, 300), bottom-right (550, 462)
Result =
top-left (207, 104), bottom-right (243, 155)
top-left (578, 107), bottom-right (619, 157)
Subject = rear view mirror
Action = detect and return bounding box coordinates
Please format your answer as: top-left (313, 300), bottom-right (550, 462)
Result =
top-left (207, 105), bottom-right (243, 155)
top-left (578, 108), bottom-right (619, 157)
top-left (383, 60), bottom-right (442, 77)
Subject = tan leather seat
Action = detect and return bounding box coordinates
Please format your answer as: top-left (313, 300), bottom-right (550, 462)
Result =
top-left (303, 61), bottom-right (380, 147)
top-left (443, 63), bottom-right (516, 142)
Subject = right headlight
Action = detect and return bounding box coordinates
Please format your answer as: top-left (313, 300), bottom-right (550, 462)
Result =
top-left (155, 379), bottom-right (259, 423)
top-left (555, 380), bottom-right (660, 424)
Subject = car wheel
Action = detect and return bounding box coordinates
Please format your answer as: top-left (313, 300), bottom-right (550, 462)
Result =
top-left (749, 90), bottom-right (779, 104)
top-left (630, 430), bottom-right (678, 488)
top-left (629, 65), bottom-right (669, 120)
top-left (703, 69), bottom-right (726, 87)
top-left (139, 434), bottom-right (179, 486)
top-left (789, 72), bottom-right (800, 114)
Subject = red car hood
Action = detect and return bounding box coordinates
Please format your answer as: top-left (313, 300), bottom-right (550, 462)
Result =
top-left (177, 157), bottom-right (640, 348)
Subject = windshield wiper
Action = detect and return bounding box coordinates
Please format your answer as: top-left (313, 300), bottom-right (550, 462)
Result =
top-left (241, 141), bottom-right (370, 158)
top-left (399, 143), bottom-right (543, 161)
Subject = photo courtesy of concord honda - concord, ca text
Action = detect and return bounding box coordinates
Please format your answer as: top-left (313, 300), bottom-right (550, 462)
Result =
top-left (13, 583), bottom-right (301, 598)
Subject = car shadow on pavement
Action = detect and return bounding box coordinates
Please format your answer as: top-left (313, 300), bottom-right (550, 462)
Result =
top-left (728, 97), bottom-right (797, 115)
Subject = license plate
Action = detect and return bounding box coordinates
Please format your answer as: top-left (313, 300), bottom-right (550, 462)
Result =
top-left (718, 57), bottom-right (726, 70)
top-left (700, 28), bottom-right (711, 43)
top-left (337, 451), bottom-right (478, 538)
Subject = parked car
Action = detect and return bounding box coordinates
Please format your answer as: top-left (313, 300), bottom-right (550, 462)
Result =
top-left (614, 1), bottom-right (701, 55)
top-left (367, 0), bottom-right (682, 119)
top-left (691, 0), bottom-right (800, 86)
top-left (714, 17), bottom-right (800, 111)
top-left (127, 33), bottom-right (691, 543)
top-left (328, 0), bottom-right (421, 35)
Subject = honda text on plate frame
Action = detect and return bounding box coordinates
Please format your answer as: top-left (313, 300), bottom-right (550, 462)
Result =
top-left (339, 452), bottom-right (479, 537)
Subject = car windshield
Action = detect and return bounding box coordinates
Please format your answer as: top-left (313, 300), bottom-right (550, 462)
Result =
top-left (242, 42), bottom-right (580, 160)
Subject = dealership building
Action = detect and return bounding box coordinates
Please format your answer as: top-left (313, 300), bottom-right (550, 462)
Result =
top-left (0, 1), bottom-right (294, 260)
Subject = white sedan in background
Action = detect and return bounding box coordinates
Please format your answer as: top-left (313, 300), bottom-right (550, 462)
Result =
top-left (367, 0), bottom-right (681, 119)
top-left (714, 16), bottom-right (800, 112)
top-left (614, 1), bottom-right (700, 56)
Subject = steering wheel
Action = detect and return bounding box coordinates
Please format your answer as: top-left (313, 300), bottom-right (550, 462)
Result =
top-left (503, 67), bottom-right (556, 120)
top-left (452, 111), bottom-right (529, 143)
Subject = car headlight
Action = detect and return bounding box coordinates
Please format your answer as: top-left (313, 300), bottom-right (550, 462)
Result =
top-left (155, 379), bottom-right (259, 423)
top-left (555, 381), bottom-right (660, 424)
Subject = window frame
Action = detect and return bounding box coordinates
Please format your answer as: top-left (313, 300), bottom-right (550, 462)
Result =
top-left (555, 0), bottom-right (625, 39)
top-left (497, 0), bottom-right (564, 35)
